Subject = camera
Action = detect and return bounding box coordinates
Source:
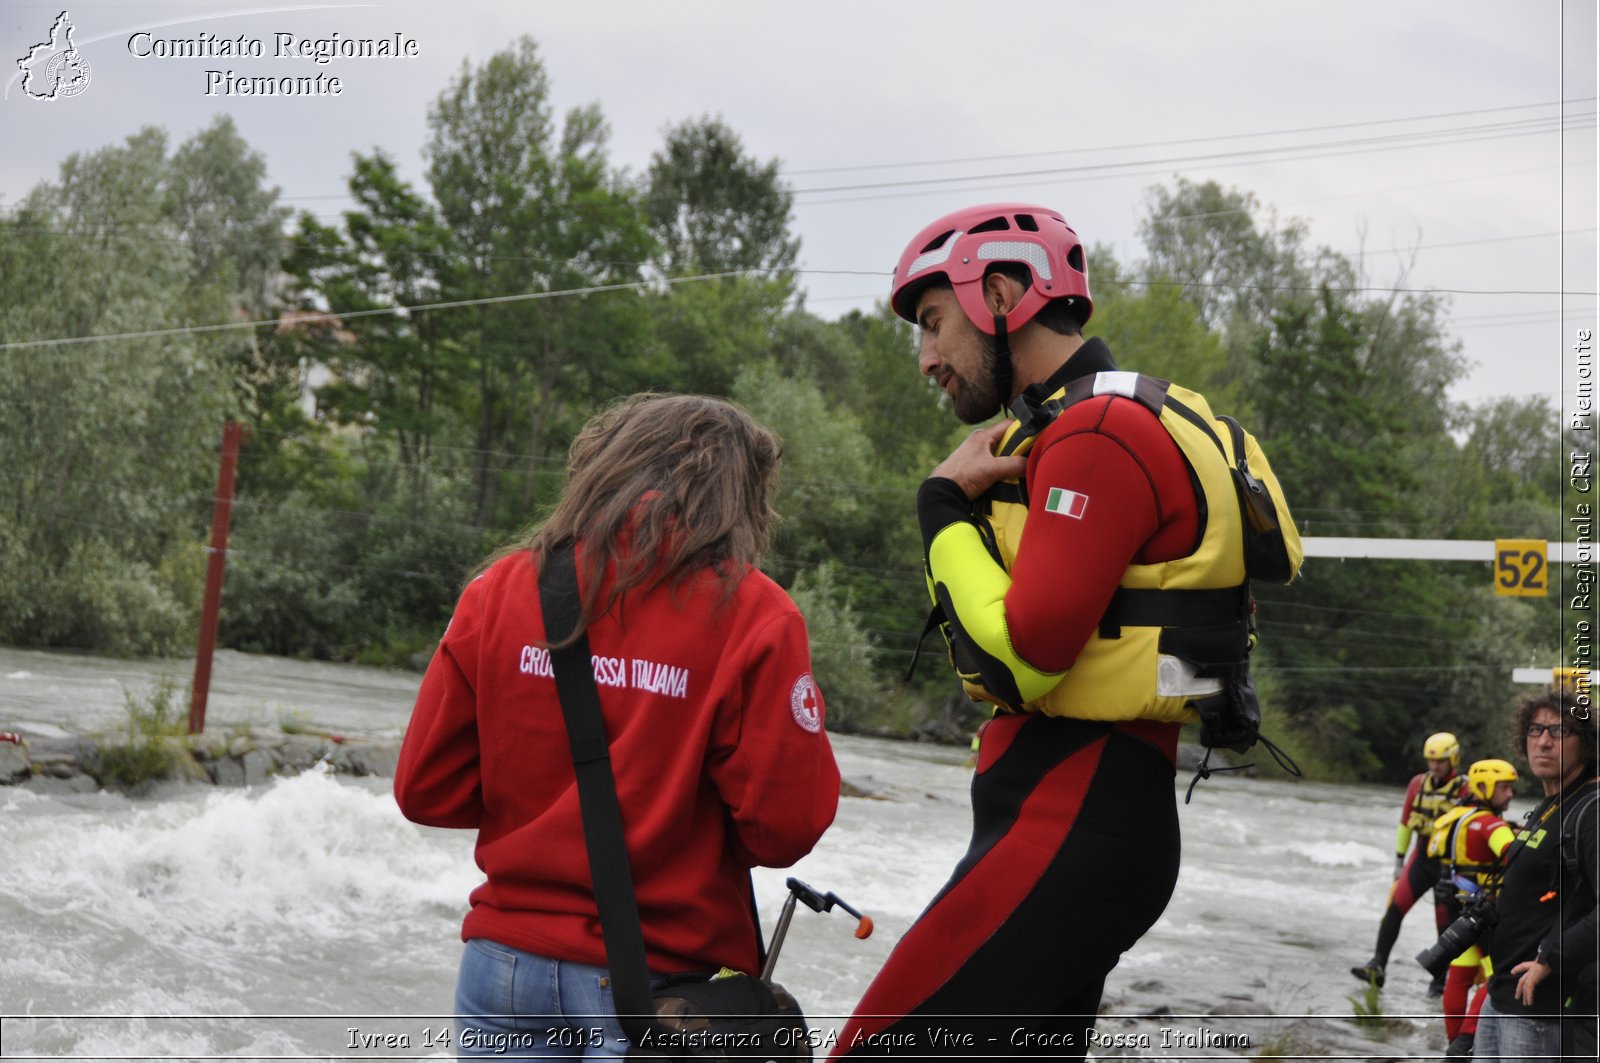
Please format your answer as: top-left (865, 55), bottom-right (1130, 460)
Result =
top-left (1415, 896), bottom-right (1498, 978)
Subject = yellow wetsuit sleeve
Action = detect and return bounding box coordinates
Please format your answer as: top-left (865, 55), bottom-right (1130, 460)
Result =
top-left (1395, 823), bottom-right (1414, 857)
top-left (925, 519), bottom-right (1064, 707)
top-left (1487, 822), bottom-right (1517, 858)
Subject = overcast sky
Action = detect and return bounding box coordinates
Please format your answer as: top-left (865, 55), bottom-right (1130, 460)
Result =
top-left (3, 0), bottom-right (1595, 413)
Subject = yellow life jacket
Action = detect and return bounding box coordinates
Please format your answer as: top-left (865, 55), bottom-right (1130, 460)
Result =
top-left (966, 371), bottom-right (1299, 722)
top-left (1408, 772), bottom-right (1465, 834)
top-left (1427, 805), bottom-right (1511, 882)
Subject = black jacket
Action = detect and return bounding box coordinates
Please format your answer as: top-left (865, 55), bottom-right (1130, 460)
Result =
top-left (1487, 778), bottom-right (1600, 1017)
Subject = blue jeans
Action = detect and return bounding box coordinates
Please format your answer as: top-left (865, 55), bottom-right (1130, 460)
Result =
top-left (454, 938), bottom-right (632, 1060)
top-left (1473, 995), bottom-right (1561, 1062)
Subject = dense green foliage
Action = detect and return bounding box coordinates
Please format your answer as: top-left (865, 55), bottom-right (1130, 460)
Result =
top-left (0, 40), bottom-right (1566, 779)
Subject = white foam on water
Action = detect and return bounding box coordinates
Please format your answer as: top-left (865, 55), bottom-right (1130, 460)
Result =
top-left (7, 721), bottom-right (74, 739)
top-left (2, 769), bottom-right (478, 1057)
top-left (8, 767), bottom-right (476, 944)
top-left (0, 726), bottom-right (1443, 1058)
top-left (2, 784), bottom-right (46, 814)
top-left (1283, 839), bottom-right (1384, 868)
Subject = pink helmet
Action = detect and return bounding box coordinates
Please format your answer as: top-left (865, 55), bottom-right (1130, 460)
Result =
top-left (889, 203), bottom-right (1093, 334)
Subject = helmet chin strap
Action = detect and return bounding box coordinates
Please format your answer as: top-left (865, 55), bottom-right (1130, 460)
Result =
top-left (991, 312), bottom-right (1014, 418)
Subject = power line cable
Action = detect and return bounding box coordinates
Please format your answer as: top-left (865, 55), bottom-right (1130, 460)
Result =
top-left (790, 114), bottom-right (1594, 197)
top-left (7, 269), bottom-right (1583, 355)
top-left (8, 114), bottom-right (1589, 238)
top-left (1353, 228), bottom-right (1596, 258)
top-left (0, 269), bottom-right (762, 352)
top-left (796, 119), bottom-right (1595, 207)
top-left (783, 98), bottom-right (1600, 176)
top-left (154, 101), bottom-right (1594, 217)
top-left (1155, 159), bottom-right (1594, 224)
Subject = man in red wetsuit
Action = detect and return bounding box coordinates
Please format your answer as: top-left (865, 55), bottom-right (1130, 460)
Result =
top-left (831, 204), bottom-right (1297, 1061)
top-left (1351, 731), bottom-right (1469, 992)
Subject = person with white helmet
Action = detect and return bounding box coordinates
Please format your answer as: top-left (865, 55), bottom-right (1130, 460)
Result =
top-left (1420, 758), bottom-right (1518, 1058)
top-left (1351, 731), bottom-right (1469, 992)
top-left (829, 204), bottom-right (1298, 1060)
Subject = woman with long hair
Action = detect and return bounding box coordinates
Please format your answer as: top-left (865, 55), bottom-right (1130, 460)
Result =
top-left (396, 393), bottom-right (840, 1058)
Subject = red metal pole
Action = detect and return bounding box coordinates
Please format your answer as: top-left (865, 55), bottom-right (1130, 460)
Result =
top-left (189, 420), bottom-right (244, 734)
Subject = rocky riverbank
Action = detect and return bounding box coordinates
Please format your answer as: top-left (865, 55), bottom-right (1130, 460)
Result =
top-left (0, 725), bottom-right (1241, 799)
top-left (0, 723), bottom-right (399, 795)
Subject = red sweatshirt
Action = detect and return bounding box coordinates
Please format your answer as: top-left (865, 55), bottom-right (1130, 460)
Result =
top-left (394, 548), bottom-right (840, 975)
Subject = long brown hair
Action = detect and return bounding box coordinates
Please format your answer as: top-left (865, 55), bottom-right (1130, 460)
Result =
top-left (482, 393), bottom-right (782, 647)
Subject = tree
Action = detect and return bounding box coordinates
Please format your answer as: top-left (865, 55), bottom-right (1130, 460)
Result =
top-left (1137, 181), bottom-right (1519, 778)
top-left (644, 115), bottom-right (799, 279)
top-left (1139, 177), bottom-right (1312, 338)
top-left (1087, 254), bottom-right (1243, 416)
top-left (290, 151), bottom-right (460, 477)
top-left (1456, 397), bottom-right (1565, 519)
top-left (786, 562), bottom-right (893, 734)
top-left (637, 117), bottom-right (802, 397)
top-left (165, 115), bottom-right (289, 318)
top-left (424, 37), bottom-right (654, 527)
top-left (730, 358), bottom-right (943, 715)
top-left (642, 275), bottom-right (790, 396)
top-left (0, 128), bottom-right (234, 653)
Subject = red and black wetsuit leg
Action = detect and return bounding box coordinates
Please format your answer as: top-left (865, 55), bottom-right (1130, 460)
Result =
top-left (1371, 849), bottom-right (1442, 966)
top-left (831, 713), bottom-right (1180, 1062)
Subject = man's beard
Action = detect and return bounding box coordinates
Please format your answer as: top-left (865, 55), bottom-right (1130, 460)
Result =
top-left (949, 333), bottom-right (1003, 424)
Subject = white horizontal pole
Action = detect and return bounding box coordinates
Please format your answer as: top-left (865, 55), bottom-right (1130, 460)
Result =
top-left (1302, 538), bottom-right (1589, 563)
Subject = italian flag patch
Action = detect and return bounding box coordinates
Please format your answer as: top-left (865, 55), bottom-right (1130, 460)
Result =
top-left (1044, 487), bottom-right (1089, 518)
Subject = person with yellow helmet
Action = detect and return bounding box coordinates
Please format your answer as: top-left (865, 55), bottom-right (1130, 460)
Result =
top-left (1420, 758), bottom-right (1518, 1059)
top-left (1350, 731), bottom-right (1470, 991)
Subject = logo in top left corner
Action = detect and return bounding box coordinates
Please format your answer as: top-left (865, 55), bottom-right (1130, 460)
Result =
top-left (17, 10), bottom-right (91, 101)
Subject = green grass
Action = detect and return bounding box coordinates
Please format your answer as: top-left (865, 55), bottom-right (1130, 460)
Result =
top-left (277, 708), bottom-right (312, 735)
top-left (1348, 979), bottom-right (1386, 1032)
top-left (97, 674), bottom-right (190, 788)
top-left (1254, 1030), bottom-right (1313, 1060)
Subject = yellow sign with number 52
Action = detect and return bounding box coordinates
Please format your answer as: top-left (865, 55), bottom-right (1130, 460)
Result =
top-left (1494, 539), bottom-right (1548, 597)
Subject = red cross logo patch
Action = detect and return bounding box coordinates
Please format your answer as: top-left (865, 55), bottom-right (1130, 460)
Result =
top-left (789, 673), bottom-right (822, 734)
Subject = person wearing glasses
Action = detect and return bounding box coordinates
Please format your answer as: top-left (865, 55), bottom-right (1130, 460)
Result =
top-left (1473, 689), bottom-right (1598, 1062)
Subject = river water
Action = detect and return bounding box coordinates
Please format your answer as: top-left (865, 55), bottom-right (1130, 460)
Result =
top-left (1, 645), bottom-right (1501, 1060)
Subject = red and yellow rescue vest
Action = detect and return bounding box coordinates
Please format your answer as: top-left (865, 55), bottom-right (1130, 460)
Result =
top-left (1427, 804), bottom-right (1515, 883)
top-left (967, 372), bottom-right (1299, 722)
top-left (1407, 772), bottom-right (1466, 835)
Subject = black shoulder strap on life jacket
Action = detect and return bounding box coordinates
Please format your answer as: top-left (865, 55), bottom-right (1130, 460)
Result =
top-left (981, 373), bottom-right (1173, 513)
top-left (1165, 398), bottom-right (1295, 585)
top-left (1558, 779), bottom-right (1600, 892)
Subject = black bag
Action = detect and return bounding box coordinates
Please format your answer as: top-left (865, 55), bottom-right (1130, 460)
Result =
top-left (538, 545), bottom-right (811, 1061)
top-left (1193, 669), bottom-right (1262, 756)
top-left (1214, 414), bottom-right (1298, 585)
top-left (1185, 411), bottom-right (1297, 759)
top-left (641, 973), bottom-right (810, 1060)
